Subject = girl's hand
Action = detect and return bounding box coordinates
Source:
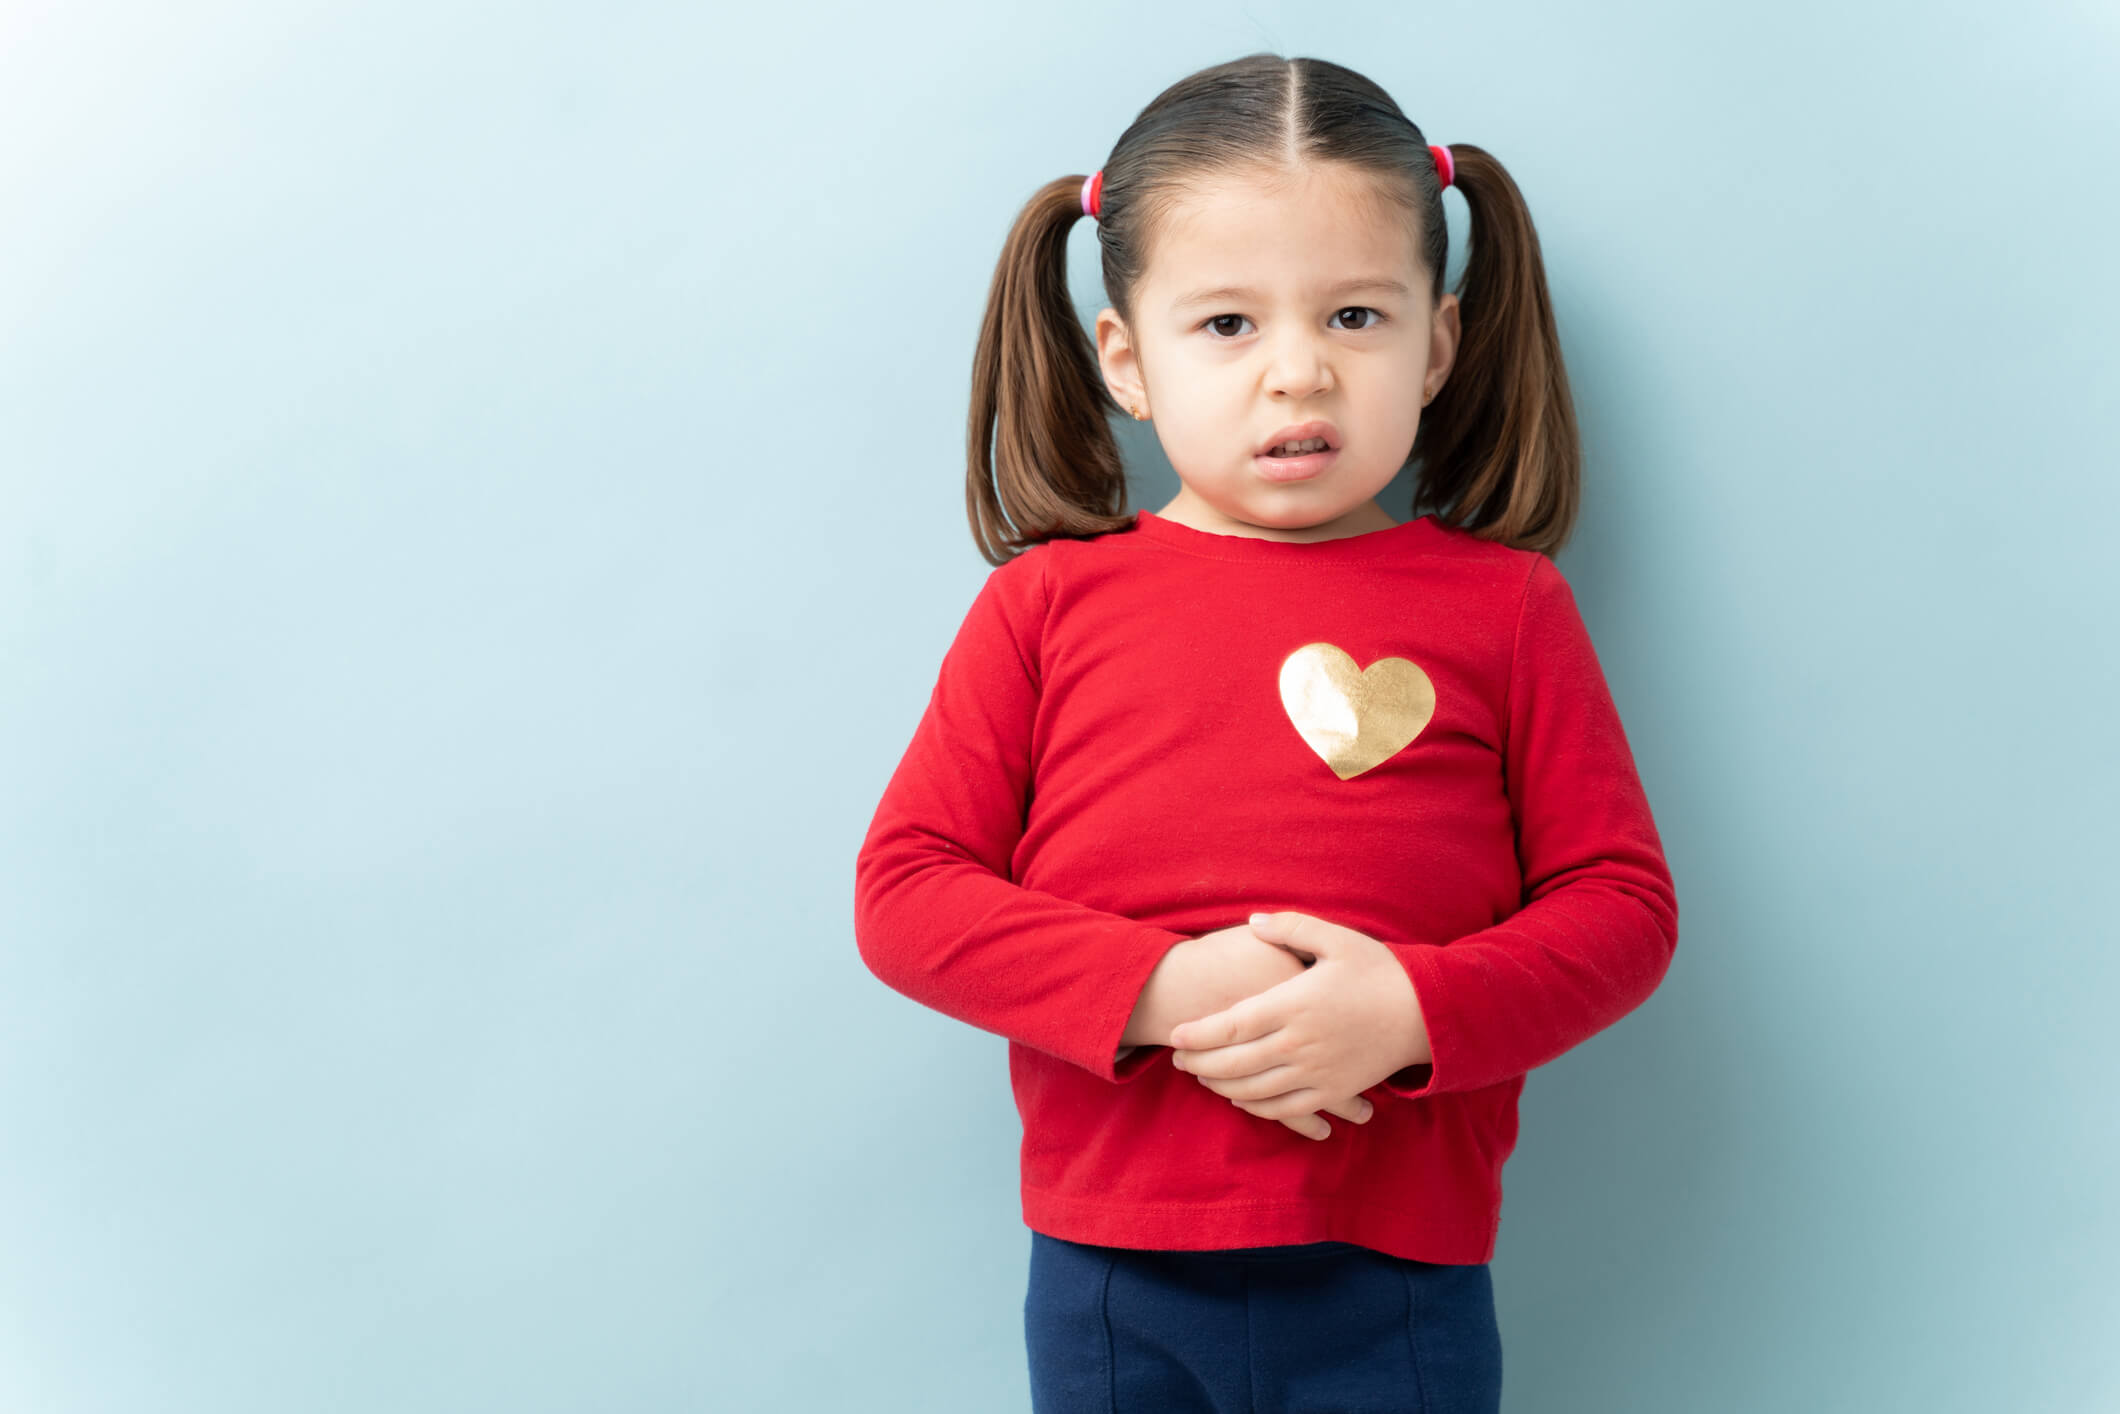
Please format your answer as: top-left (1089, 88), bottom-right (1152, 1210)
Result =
top-left (1164, 924), bottom-right (1371, 1142)
top-left (1167, 911), bottom-right (1430, 1137)
top-left (1273, 1089), bottom-right (1377, 1141)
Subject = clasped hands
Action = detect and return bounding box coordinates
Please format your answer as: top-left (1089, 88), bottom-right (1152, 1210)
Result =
top-left (1166, 911), bottom-right (1431, 1142)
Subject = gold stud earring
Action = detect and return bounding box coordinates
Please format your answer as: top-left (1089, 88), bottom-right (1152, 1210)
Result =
top-left (1131, 404), bottom-right (1147, 421)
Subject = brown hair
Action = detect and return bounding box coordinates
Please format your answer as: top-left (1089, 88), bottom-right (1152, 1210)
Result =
top-left (964, 52), bottom-right (1581, 565)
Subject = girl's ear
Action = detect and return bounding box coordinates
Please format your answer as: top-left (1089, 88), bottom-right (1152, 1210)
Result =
top-left (1094, 306), bottom-right (1148, 419)
top-left (1424, 292), bottom-right (1462, 406)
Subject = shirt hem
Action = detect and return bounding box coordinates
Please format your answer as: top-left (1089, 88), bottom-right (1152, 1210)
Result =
top-left (1021, 1184), bottom-right (1498, 1266)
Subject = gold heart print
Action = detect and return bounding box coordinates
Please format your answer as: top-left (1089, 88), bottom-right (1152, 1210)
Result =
top-left (1278, 642), bottom-right (1436, 781)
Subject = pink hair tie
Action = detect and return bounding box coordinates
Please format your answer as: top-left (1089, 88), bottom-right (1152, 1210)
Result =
top-left (1081, 169), bottom-right (1104, 220)
top-left (1429, 143), bottom-right (1454, 190)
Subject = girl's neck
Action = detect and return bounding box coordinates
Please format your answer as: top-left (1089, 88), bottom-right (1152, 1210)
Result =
top-left (1151, 496), bottom-right (1401, 544)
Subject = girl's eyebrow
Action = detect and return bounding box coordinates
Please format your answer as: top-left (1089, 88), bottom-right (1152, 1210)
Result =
top-left (1171, 276), bottom-right (1412, 309)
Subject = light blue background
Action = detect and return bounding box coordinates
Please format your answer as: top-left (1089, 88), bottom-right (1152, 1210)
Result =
top-left (4, 2), bottom-right (2115, 1410)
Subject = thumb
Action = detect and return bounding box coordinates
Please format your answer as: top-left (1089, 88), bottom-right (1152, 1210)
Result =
top-left (1249, 910), bottom-right (1327, 958)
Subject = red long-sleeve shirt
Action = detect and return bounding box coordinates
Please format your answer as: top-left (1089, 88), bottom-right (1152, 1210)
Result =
top-left (853, 508), bottom-right (1678, 1264)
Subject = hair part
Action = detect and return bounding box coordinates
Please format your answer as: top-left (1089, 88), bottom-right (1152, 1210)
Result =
top-left (965, 52), bottom-right (1581, 564)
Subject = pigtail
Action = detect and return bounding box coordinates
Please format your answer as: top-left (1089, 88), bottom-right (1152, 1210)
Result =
top-left (964, 176), bottom-right (1135, 567)
top-left (1414, 143), bottom-right (1583, 560)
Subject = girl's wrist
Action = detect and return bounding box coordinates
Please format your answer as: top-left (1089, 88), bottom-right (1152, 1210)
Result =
top-left (1119, 936), bottom-right (1203, 1047)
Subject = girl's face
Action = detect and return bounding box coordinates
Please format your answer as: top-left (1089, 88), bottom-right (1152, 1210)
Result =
top-left (1095, 162), bottom-right (1460, 542)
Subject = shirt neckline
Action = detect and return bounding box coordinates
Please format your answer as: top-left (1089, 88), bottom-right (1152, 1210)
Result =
top-left (1129, 507), bottom-right (1440, 563)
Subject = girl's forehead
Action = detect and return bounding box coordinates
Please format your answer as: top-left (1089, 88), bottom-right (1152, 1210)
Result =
top-left (1146, 181), bottom-right (1421, 298)
top-left (1184, 160), bottom-right (1400, 207)
top-left (1158, 165), bottom-right (1411, 239)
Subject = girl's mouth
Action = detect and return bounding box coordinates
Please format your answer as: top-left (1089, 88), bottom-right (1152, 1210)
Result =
top-left (1254, 445), bottom-right (1340, 481)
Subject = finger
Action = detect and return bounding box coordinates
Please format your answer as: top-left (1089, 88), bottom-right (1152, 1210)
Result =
top-left (1250, 910), bottom-right (1329, 957)
top-left (1246, 920), bottom-right (1314, 949)
top-left (1169, 997), bottom-right (1277, 1053)
top-left (1187, 1059), bottom-right (1303, 1100)
top-left (1228, 1088), bottom-right (1372, 1126)
top-left (1173, 1033), bottom-right (1293, 1085)
top-left (1273, 1111), bottom-right (1331, 1141)
top-left (1229, 1087), bottom-right (1338, 1123)
top-left (1215, 1086), bottom-right (1334, 1141)
top-left (1325, 1094), bottom-right (1376, 1124)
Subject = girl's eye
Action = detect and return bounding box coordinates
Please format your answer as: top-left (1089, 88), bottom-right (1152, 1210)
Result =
top-left (1203, 307), bottom-right (1389, 339)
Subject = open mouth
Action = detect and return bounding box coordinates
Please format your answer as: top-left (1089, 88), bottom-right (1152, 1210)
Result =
top-left (1255, 421), bottom-right (1342, 459)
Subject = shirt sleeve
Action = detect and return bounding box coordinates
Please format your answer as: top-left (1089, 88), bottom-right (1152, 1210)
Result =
top-left (853, 549), bottom-right (1187, 1084)
top-left (1376, 553), bottom-right (1680, 1100)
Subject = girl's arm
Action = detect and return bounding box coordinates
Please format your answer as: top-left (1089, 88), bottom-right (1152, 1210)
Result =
top-left (1374, 553), bottom-right (1680, 1099)
top-left (855, 551), bottom-right (1186, 1084)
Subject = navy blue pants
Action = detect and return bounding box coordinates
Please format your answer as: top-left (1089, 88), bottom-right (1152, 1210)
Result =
top-left (1024, 1231), bottom-right (1502, 1413)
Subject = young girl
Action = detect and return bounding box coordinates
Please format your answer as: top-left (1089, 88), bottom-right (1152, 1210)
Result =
top-left (854, 52), bottom-right (1677, 1414)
